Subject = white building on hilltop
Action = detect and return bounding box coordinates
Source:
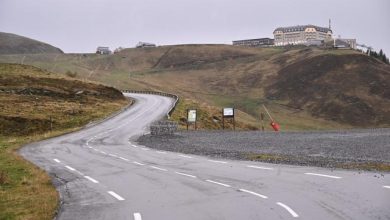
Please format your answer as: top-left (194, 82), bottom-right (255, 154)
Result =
top-left (273, 24), bottom-right (333, 46)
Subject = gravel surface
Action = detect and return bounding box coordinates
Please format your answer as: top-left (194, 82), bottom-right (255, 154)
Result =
top-left (137, 128), bottom-right (390, 170)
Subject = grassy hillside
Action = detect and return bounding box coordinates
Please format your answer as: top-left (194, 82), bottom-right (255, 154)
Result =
top-left (0, 32), bottom-right (63, 55)
top-left (0, 44), bottom-right (389, 130)
top-left (0, 63), bottom-right (129, 219)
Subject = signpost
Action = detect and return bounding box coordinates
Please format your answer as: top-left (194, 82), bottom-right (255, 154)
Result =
top-left (222, 107), bottom-right (235, 130)
top-left (187, 109), bottom-right (197, 130)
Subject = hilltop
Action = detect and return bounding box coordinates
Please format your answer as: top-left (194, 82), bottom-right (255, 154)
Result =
top-left (0, 32), bottom-right (63, 54)
top-left (0, 41), bottom-right (389, 130)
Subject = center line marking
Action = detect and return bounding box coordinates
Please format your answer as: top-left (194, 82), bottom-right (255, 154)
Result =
top-left (133, 161), bottom-right (145, 166)
top-left (133, 213), bottom-right (142, 220)
top-left (65, 165), bottom-right (76, 171)
top-left (175, 172), bottom-right (197, 178)
top-left (383, 185), bottom-right (390, 189)
top-left (239, 189), bottom-right (268, 199)
top-left (53, 159), bottom-right (61, 163)
top-left (305, 172), bottom-right (342, 179)
top-left (208, 160), bottom-right (227, 164)
top-left (100, 151), bottom-right (107, 154)
top-left (246, 165), bottom-right (273, 170)
top-left (84, 176), bottom-right (99, 183)
top-left (119, 157), bottom-right (129, 161)
top-left (109, 154), bottom-right (118, 157)
top-left (178, 155), bottom-right (192, 159)
top-left (107, 191), bottom-right (125, 201)
top-left (150, 166), bottom-right (168, 171)
top-left (277, 202), bottom-right (299, 218)
top-left (206, 180), bottom-right (231, 187)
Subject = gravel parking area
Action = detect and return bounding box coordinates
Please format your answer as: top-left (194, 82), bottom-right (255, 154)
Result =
top-left (137, 128), bottom-right (390, 171)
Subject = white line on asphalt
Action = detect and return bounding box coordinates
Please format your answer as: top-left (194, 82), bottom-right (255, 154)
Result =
top-left (178, 155), bottom-right (192, 159)
top-left (239, 189), bottom-right (268, 199)
top-left (65, 165), bottom-right (76, 171)
top-left (109, 153), bottom-right (118, 157)
top-left (277, 202), bottom-right (299, 218)
top-left (100, 151), bottom-right (107, 155)
top-left (156, 151), bottom-right (167, 154)
top-left (133, 161), bottom-right (145, 166)
top-left (84, 176), bottom-right (99, 183)
top-left (53, 159), bottom-right (61, 163)
top-left (140, 148), bottom-right (149, 151)
top-left (383, 185), bottom-right (390, 189)
top-left (131, 144), bottom-right (138, 148)
top-left (206, 180), bottom-right (231, 187)
top-left (93, 148), bottom-right (99, 152)
top-left (150, 166), bottom-right (168, 171)
top-left (133, 213), bottom-right (142, 220)
top-left (175, 172), bottom-right (197, 178)
top-left (88, 146), bottom-right (92, 149)
top-left (208, 160), bottom-right (228, 164)
top-left (86, 142), bottom-right (89, 146)
top-left (304, 172), bottom-right (342, 179)
top-left (107, 191), bottom-right (125, 201)
top-left (119, 157), bottom-right (129, 161)
top-left (246, 165), bottom-right (273, 170)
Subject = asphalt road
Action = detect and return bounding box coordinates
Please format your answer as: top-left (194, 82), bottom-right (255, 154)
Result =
top-left (20, 93), bottom-right (390, 220)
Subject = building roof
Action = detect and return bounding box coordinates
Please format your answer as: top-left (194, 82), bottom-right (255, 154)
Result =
top-left (232, 38), bottom-right (273, 43)
top-left (273, 25), bottom-right (332, 34)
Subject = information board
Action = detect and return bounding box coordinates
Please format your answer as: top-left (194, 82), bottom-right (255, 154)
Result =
top-left (223, 108), bottom-right (234, 117)
top-left (187, 109), bottom-right (197, 122)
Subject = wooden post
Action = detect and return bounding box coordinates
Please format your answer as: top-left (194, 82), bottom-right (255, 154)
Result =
top-left (222, 109), bottom-right (225, 130)
top-left (50, 116), bottom-right (53, 132)
top-left (233, 117), bottom-right (235, 131)
top-left (186, 109), bottom-right (189, 131)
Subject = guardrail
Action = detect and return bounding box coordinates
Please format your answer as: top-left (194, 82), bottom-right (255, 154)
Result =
top-left (122, 90), bottom-right (179, 119)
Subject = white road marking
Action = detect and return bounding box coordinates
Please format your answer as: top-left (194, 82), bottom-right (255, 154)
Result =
top-left (206, 180), bottom-right (231, 187)
top-left (84, 176), bottom-right (99, 183)
top-left (100, 151), bottom-right (107, 155)
top-left (107, 191), bottom-right (125, 201)
top-left (156, 151), bottom-right (167, 154)
top-left (93, 148), bottom-right (99, 152)
top-left (305, 172), bottom-right (342, 179)
top-left (65, 166), bottom-right (76, 171)
top-left (119, 157), bottom-right (129, 161)
top-left (140, 148), bottom-right (149, 151)
top-left (88, 146), bottom-right (92, 149)
top-left (53, 159), bottom-right (61, 163)
top-left (150, 166), bottom-right (168, 171)
top-left (178, 155), bottom-right (192, 159)
top-left (208, 160), bottom-right (227, 164)
top-left (133, 213), bottom-right (142, 220)
top-left (131, 144), bottom-right (138, 148)
top-left (246, 165), bottom-right (273, 170)
top-left (175, 172), bottom-right (197, 178)
top-left (277, 202), bottom-right (299, 218)
top-left (86, 142), bottom-right (89, 146)
top-left (109, 153), bottom-right (118, 157)
top-left (383, 185), bottom-right (390, 189)
top-left (239, 189), bottom-right (268, 199)
top-left (133, 161), bottom-right (145, 166)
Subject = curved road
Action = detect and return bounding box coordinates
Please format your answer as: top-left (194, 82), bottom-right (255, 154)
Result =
top-left (20, 94), bottom-right (390, 220)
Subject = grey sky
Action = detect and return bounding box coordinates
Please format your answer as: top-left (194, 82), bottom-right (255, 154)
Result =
top-left (0, 0), bottom-right (389, 54)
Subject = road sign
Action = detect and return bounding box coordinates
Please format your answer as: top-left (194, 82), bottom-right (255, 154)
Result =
top-left (187, 109), bottom-right (197, 122)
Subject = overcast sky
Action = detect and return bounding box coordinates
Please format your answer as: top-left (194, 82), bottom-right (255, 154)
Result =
top-left (0, 0), bottom-right (389, 54)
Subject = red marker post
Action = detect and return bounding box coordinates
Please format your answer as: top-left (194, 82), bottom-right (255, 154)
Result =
top-left (262, 105), bottom-right (281, 132)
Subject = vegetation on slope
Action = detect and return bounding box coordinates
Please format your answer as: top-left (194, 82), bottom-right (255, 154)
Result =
top-left (0, 63), bottom-right (129, 219)
top-left (1, 44), bottom-right (389, 130)
top-left (0, 32), bottom-right (63, 55)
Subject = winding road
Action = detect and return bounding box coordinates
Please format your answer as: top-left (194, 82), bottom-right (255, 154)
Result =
top-left (20, 93), bottom-right (390, 220)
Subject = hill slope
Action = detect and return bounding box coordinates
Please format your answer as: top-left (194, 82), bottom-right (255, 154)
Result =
top-left (0, 44), bottom-right (389, 129)
top-left (0, 32), bottom-right (63, 54)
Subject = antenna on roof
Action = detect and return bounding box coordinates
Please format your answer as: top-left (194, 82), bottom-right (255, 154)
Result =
top-left (329, 19), bottom-right (331, 29)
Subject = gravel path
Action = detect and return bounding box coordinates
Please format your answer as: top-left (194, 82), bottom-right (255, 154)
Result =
top-left (137, 128), bottom-right (390, 170)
